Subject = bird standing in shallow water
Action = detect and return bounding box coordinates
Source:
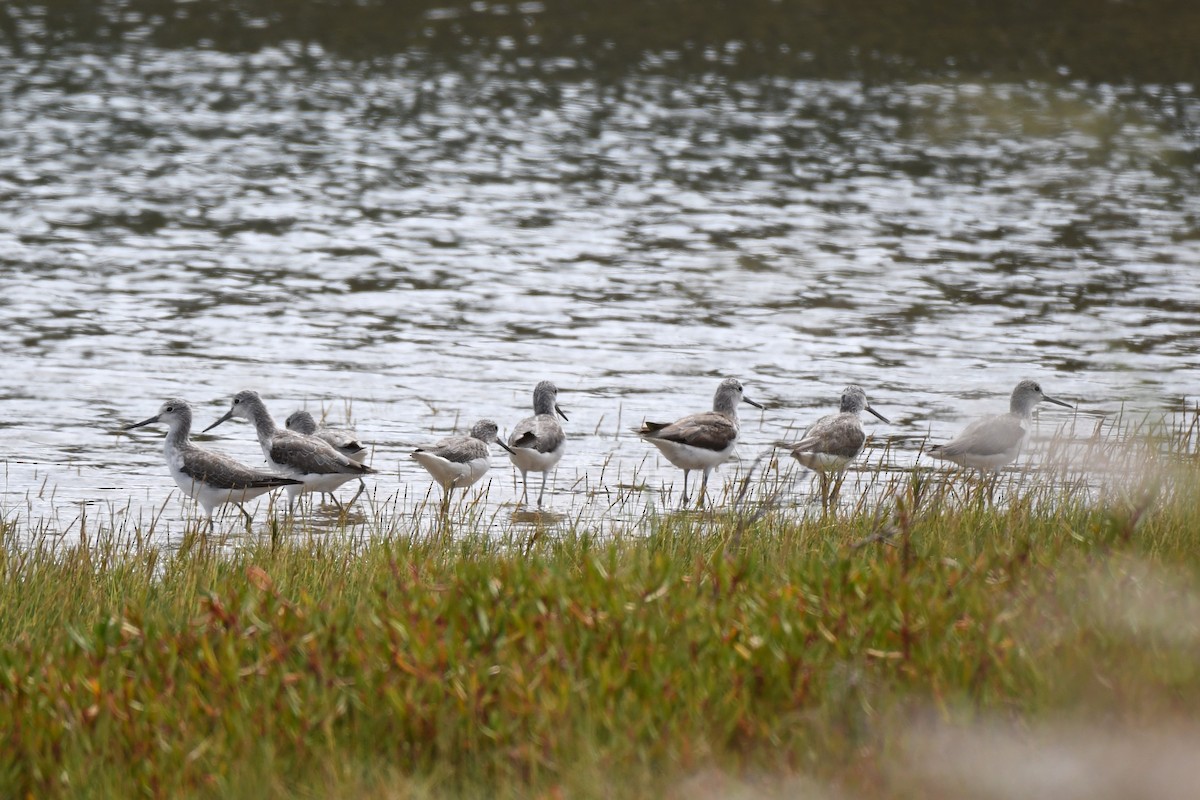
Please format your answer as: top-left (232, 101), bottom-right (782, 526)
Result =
top-left (636, 377), bottom-right (764, 508)
top-left (928, 379), bottom-right (1073, 471)
top-left (507, 381), bottom-right (568, 507)
top-left (205, 390), bottom-right (375, 512)
top-left (790, 385), bottom-right (890, 513)
top-left (411, 419), bottom-right (512, 510)
top-left (124, 398), bottom-right (300, 527)
top-left (286, 409), bottom-right (369, 504)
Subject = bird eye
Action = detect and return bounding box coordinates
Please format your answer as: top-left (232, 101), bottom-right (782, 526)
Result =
top-left (233, 398), bottom-right (240, 405)
top-left (165, 405), bottom-right (174, 412)
top-left (1033, 384), bottom-right (1042, 392)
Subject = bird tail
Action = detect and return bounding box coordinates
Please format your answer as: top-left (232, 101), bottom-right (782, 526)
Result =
top-left (254, 476), bottom-right (303, 488)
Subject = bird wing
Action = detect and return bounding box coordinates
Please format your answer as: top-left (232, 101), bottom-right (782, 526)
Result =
top-left (318, 428), bottom-right (367, 457)
top-left (638, 412), bottom-right (737, 452)
top-left (508, 414), bottom-right (565, 454)
top-left (937, 414), bottom-right (1025, 457)
top-left (271, 431), bottom-right (374, 475)
top-left (791, 413), bottom-right (865, 458)
top-left (180, 446), bottom-right (300, 489)
top-left (417, 435), bottom-right (488, 464)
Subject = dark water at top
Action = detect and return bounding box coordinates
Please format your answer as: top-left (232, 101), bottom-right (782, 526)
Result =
top-left (1, 1), bottom-right (1198, 538)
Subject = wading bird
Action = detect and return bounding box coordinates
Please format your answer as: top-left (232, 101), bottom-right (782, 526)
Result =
top-left (124, 398), bottom-right (300, 527)
top-left (636, 377), bottom-right (764, 507)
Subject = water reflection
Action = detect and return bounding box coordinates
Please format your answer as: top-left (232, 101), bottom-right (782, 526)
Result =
top-left (0, 9), bottom-right (1197, 538)
top-left (8, 0), bottom-right (1200, 85)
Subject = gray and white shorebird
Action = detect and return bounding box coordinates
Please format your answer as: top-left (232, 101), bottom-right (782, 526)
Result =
top-left (927, 379), bottom-right (1073, 470)
top-left (790, 385), bottom-right (890, 511)
top-left (204, 390), bottom-right (376, 510)
top-left (124, 398), bottom-right (301, 526)
top-left (635, 377), bottom-right (765, 507)
top-left (286, 409), bottom-right (370, 504)
top-left (411, 419), bottom-right (513, 501)
top-left (285, 410), bottom-right (368, 464)
top-left (506, 381), bottom-right (568, 507)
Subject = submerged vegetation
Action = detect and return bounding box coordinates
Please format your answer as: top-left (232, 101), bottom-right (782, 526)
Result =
top-left (1, 410), bottom-right (1199, 798)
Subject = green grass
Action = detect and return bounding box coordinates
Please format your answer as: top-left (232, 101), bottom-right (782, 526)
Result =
top-left (1, 417), bottom-right (1199, 798)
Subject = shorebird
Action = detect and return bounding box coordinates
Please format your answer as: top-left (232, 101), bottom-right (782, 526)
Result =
top-left (124, 398), bottom-right (300, 526)
top-left (286, 409), bottom-right (369, 503)
top-left (927, 379), bottom-right (1073, 470)
top-left (285, 410), bottom-right (368, 463)
top-left (635, 377), bottom-right (764, 507)
top-left (204, 390), bottom-right (375, 510)
top-left (507, 381), bottom-right (568, 507)
top-left (411, 419), bottom-right (513, 507)
top-left (790, 385), bottom-right (890, 512)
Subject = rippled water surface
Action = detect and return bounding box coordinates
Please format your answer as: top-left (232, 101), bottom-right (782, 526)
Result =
top-left (2, 4), bottom-right (1199, 538)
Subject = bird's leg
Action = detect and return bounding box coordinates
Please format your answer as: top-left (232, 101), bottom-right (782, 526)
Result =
top-left (537, 471), bottom-right (548, 507)
top-left (967, 469), bottom-right (989, 509)
top-left (347, 478), bottom-right (366, 506)
top-left (519, 471), bottom-right (529, 506)
top-left (696, 469), bottom-right (711, 509)
top-left (830, 472), bottom-right (847, 516)
top-left (235, 502), bottom-right (254, 532)
top-left (680, 470), bottom-right (691, 508)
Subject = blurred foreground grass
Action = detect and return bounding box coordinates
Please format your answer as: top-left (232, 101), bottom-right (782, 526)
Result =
top-left (2, 423), bottom-right (1199, 798)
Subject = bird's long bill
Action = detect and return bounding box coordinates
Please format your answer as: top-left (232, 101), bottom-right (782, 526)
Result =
top-left (1044, 395), bottom-right (1074, 409)
top-left (123, 414), bottom-right (161, 431)
top-left (496, 439), bottom-right (516, 454)
top-left (555, 403), bottom-right (569, 422)
top-left (743, 396), bottom-right (765, 410)
top-left (203, 408), bottom-right (236, 433)
top-left (866, 405), bottom-right (891, 424)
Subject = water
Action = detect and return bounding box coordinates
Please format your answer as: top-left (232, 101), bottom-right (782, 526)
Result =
top-left (2, 4), bottom-right (1199, 537)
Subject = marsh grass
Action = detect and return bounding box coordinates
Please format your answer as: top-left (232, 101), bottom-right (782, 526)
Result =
top-left (1, 410), bottom-right (1199, 798)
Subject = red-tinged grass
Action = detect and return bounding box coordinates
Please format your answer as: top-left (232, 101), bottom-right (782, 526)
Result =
top-left (0, 446), bottom-right (1198, 798)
